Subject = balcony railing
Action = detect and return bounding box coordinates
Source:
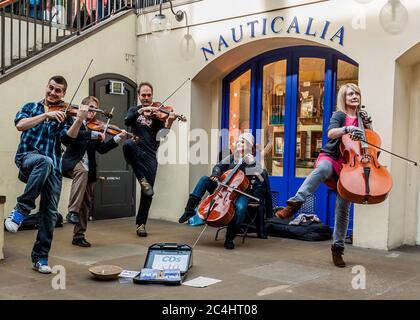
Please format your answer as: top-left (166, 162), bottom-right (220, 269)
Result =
top-left (0, 0), bottom-right (135, 75)
top-left (137, 0), bottom-right (169, 9)
top-left (0, 0), bottom-right (182, 75)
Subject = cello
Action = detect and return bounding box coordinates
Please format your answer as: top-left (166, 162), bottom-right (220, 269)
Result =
top-left (337, 111), bottom-right (393, 204)
top-left (197, 160), bottom-right (259, 228)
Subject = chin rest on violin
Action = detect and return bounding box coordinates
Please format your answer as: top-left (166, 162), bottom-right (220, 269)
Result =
top-left (47, 102), bottom-right (113, 119)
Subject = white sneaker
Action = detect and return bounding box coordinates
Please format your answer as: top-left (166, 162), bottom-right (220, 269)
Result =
top-left (4, 209), bottom-right (25, 233)
top-left (32, 259), bottom-right (52, 274)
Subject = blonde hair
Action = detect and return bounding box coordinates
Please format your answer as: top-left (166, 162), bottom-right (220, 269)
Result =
top-left (336, 83), bottom-right (361, 113)
top-left (81, 96), bottom-right (99, 107)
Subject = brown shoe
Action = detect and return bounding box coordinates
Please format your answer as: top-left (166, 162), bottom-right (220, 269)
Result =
top-left (331, 244), bottom-right (346, 268)
top-left (275, 201), bottom-right (303, 219)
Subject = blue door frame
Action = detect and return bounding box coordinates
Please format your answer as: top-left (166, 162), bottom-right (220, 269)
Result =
top-left (221, 45), bottom-right (358, 232)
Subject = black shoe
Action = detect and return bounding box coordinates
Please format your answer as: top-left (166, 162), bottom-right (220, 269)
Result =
top-left (72, 238), bottom-right (91, 247)
top-left (55, 213), bottom-right (63, 228)
top-left (178, 210), bottom-right (196, 224)
top-left (224, 239), bottom-right (235, 250)
top-left (66, 212), bottom-right (80, 225)
top-left (178, 195), bottom-right (201, 223)
top-left (139, 178), bottom-right (154, 197)
top-left (136, 224), bottom-right (147, 237)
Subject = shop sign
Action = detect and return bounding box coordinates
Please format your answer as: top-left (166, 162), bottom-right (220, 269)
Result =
top-left (201, 16), bottom-right (344, 61)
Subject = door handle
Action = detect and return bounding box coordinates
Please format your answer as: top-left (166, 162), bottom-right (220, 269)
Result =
top-left (98, 176), bottom-right (106, 181)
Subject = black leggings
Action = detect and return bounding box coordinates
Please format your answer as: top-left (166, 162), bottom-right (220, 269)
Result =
top-left (123, 140), bottom-right (158, 225)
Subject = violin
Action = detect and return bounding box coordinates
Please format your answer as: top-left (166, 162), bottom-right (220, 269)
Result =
top-left (47, 102), bottom-right (113, 119)
top-left (337, 111), bottom-right (393, 204)
top-left (86, 119), bottom-right (138, 140)
top-left (197, 160), bottom-right (259, 228)
top-left (149, 102), bottom-right (187, 122)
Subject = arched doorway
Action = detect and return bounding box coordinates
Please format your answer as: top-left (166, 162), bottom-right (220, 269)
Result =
top-left (222, 45), bottom-right (359, 230)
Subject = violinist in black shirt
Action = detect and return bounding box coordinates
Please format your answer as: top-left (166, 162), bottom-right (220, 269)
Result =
top-left (123, 82), bottom-right (177, 237)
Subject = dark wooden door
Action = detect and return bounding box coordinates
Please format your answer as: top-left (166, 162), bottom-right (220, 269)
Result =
top-left (89, 74), bottom-right (137, 220)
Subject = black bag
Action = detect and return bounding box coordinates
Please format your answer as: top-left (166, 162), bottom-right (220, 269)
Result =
top-left (265, 215), bottom-right (332, 241)
top-left (19, 212), bottom-right (63, 231)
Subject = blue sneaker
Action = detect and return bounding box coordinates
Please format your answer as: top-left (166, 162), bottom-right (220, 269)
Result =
top-left (32, 258), bottom-right (52, 274)
top-left (4, 209), bottom-right (25, 233)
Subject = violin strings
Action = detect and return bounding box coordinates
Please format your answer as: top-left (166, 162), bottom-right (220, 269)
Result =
top-left (192, 224), bottom-right (207, 249)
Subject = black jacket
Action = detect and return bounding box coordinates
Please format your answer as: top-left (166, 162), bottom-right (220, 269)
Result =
top-left (61, 123), bottom-right (119, 182)
top-left (211, 154), bottom-right (273, 238)
top-left (320, 111), bottom-right (347, 160)
top-left (211, 154), bottom-right (272, 210)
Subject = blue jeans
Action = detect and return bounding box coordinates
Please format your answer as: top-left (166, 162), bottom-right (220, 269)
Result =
top-left (192, 176), bottom-right (250, 241)
top-left (15, 153), bottom-right (62, 262)
top-left (288, 160), bottom-right (350, 248)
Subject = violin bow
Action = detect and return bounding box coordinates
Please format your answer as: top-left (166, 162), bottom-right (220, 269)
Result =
top-left (65, 59), bottom-right (94, 114)
top-left (102, 107), bottom-right (114, 137)
top-left (357, 108), bottom-right (417, 166)
top-left (155, 78), bottom-right (190, 121)
top-left (360, 139), bottom-right (418, 166)
top-left (55, 59), bottom-right (93, 132)
top-left (215, 181), bottom-right (260, 201)
top-left (160, 78), bottom-right (191, 106)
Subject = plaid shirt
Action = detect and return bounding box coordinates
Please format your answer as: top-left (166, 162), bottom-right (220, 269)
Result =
top-left (14, 101), bottom-right (72, 169)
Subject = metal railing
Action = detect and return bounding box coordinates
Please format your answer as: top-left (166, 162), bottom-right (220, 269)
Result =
top-left (0, 0), bottom-right (135, 74)
top-left (0, 0), bottom-right (178, 75)
top-left (137, 0), bottom-right (168, 9)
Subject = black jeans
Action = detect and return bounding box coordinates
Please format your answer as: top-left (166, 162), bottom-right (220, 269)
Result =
top-left (16, 153), bottom-right (62, 263)
top-left (123, 140), bottom-right (158, 225)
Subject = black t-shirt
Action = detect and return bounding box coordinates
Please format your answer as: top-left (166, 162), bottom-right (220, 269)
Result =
top-left (124, 106), bottom-right (166, 156)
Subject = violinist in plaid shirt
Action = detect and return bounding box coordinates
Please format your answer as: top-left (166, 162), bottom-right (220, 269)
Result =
top-left (5, 75), bottom-right (90, 274)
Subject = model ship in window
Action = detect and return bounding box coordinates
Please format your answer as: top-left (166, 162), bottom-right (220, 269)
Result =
top-left (298, 84), bottom-right (324, 125)
top-left (300, 94), bottom-right (314, 118)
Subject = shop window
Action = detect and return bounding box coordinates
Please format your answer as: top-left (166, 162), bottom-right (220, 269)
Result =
top-left (295, 57), bottom-right (325, 177)
top-left (337, 59), bottom-right (359, 93)
top-left (262, 60), bottom-right (287, 176)
top-left (228, 70), bottom-right (251, 152)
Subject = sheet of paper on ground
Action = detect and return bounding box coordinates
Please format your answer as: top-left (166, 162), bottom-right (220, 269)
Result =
top-left (182, 276), bottom-right (222, 288)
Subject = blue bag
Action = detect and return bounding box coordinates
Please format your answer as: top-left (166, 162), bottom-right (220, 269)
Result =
top-left (188, 209), bottom-right (204, 226)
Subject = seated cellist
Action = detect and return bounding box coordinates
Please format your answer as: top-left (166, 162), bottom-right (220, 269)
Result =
top-left (178, 132), bottom-right (267, 250)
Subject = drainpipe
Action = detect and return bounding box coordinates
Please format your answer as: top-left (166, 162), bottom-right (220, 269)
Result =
top-left (0, 196), bottom-right (5, 260)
